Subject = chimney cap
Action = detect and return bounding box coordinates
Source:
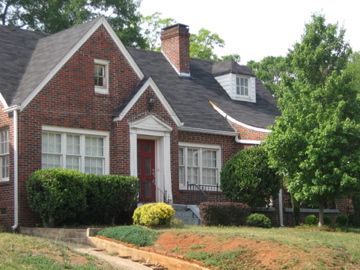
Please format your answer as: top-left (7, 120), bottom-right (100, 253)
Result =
top-left (161, 23), bottom-right (189, 32)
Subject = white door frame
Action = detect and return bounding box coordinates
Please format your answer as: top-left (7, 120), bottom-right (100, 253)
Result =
top-left (129, 115), bottom-right (173, 203)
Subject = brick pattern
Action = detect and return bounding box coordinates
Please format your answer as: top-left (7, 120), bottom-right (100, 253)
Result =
top-left (161, 25), bottom-right (190, 74)
top-left (0, 104), bottom-right (14, 228)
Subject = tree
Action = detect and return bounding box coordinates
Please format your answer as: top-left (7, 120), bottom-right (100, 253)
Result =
top-left (189, 28), bottom-right (224, 61)
top-left (0, 0), bottom-right (146, 48)
top-left (247, 56), bottom-right (288, 94)
top-left (141, 12), bottom-right (176, 50)
top-left (220, 53), bottom-right (241, 63)
top-left (265, 15), bottom-right (360, 226)
top-left (220, 146), bottom-right (280, 207)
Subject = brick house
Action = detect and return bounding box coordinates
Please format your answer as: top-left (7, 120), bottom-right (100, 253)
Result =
top-left (0, 17), bottom-right (282, 229)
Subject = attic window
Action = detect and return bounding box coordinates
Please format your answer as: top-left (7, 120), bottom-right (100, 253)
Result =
top-left (236, 76), bottom-right (248, 96)
top-left (94, 59), bottom-right (109, 94)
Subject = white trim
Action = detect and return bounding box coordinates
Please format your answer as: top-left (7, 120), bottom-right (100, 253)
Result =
top-left (235, 137), bottom-right (262, 145)
top-left (114, 77), bottom-right (183, 127)
top-left (129, 114), bottom-right (173, 132)
top-left (4, 105), bottom-right (20, 113)
top-left (179, 142), bottom-right (221, 150)
top-left (209, 101), bottom-right (271, 133)
top-left (0, 93), bottom-right (8, 109)
top-left (161, 50), bottom-right (191, 77)
top-left (178, 126), bottom-right (237, 136)
top-left (94, 59), bottom-right (109, 95)
top-left (41, 125), bottom-right (110, 174)
top-left (12, 109), bottom-right (19, 230)
top-left (19, 17), bottom-right (144, 111)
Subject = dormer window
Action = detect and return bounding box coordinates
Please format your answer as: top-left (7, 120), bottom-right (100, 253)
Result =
top-left (94, 59), bottom-right (109, 94)
top-left (236, 76), bottom-right (249, 96)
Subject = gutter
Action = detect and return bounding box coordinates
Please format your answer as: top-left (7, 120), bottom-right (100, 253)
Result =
top-left (234, 135), bottom-right (262, 145)
top-left (11, 107), bottom-right (19, 231)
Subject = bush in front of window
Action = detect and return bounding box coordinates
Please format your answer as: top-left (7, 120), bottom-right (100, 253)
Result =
top-left (26, 168), bottom-right (139, 227)
top-left (246, 213), bottom-right (272, 228)
top-left (83, 174), bottom-right (138, 225)
top-left (132, 203), bottom-right (175, 227)
top-left (26, 169), bottom-right (87, 227)
top-left (220, 146), bottom-right (280, 207)
top-left (199, 202), bottom-right (251, 226)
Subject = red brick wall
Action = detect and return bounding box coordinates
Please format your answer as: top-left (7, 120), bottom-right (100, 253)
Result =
top-left (231, 123), bottom-right (269, 141)
top-left (17, 26), bottom-right (141, 226)
top-left (0, 104), bottom-right (14, 229)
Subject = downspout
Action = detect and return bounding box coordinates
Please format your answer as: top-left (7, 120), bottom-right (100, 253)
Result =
top-left (278, 188), bottom-right (284, 227)
top-left (11, 109), bottom-right (19, 231)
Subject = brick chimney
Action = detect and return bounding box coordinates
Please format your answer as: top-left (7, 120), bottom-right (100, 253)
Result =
top-left (161, 24), bottom-right (190, 76)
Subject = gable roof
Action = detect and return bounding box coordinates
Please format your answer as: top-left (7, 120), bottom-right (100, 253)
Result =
top-left (126, 48), bottom-right (279, 132)
top-left (212, 60), bottom-right (254, 77)
top-left (0, 17), bottom-right (144, 109)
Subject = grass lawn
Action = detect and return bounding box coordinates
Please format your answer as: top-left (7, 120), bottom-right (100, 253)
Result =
top-left (0, 233), bottom-right (112, 270)
top-left (99, 225), bottom-right (360, 270)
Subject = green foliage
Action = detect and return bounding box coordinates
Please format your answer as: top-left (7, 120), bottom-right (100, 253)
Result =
top-left (0, 0), bottom-right (146, 48)
top-left (220, 146), bottom-right (280, 207)
top-left (350, 193), bottom-right (360, 226)
top-left (221, 54), bottom-right (241, 63)
top-left (83, 174), bottom-right (138, 225)
top-left (26, 168), bottom-right (138, 226)
top-left (132, 203), bottom-right (175, 227)
top-left (247, 56), bottom-right (288, 93)
top-left (189, 28), bottom-right (224, 60)
top-left (304, 215), bottom-right (318, 226)
top-left (97, 225), bottom-right (158, 247)
top-left (265, 15), bottom-right (360, 225)
top-left (26, 169), bottom-right (87, 227)
top-left (199, 202), bottom-right (250, 226)
top-left (336, 215), bottom-right (349, 227)
top-left (246, 213), bottom-right (272, 228)
top-left (323, 215), bottom-right (332, 226)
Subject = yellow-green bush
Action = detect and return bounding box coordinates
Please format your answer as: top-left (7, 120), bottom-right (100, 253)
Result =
top-left (133, 203), bottom-right (175, 227)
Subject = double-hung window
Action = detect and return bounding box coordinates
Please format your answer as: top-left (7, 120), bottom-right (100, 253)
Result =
top-left (236, 76), bottom-right (249, 96)
top-left (0, 129), bottom-right (9, 181)
top-left (94, 59), bottom-right (109, 94)
top-left (178, 143), bottom-right (221, 190)
top-left (42, 127), bottom-right (109, 175)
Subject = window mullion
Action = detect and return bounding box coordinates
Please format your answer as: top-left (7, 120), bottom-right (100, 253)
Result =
top-left (61, 133), bottom-right (66, 168)
top-left (184, 147), bottom-right (188, 188)
top-left (80, 135), bottom-right (85, 173)
top-left (199, 148), bottom-right (203, 185)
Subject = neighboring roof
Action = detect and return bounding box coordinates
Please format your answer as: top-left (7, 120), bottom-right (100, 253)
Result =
top-left (212, 60), bottom-right (254, 77)
top-left (127, 48), bottom-right (279, 131)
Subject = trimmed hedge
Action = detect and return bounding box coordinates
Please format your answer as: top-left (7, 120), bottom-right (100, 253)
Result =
top-left (246, 213), bottom-right (272, 228)
top-left (304, 214), bottom-right (318, 225)
top-left (133, 203), bottom-right (175, 227)
top-left (26, 169), bottom-right (138, 227)
top-left (199, 202), bottom-right (251, 226)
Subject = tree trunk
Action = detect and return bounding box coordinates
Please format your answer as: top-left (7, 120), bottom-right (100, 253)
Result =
top-left (290, 194), bottom-right (300, 226)
top-left (318, 203), bottom-right (324, 227)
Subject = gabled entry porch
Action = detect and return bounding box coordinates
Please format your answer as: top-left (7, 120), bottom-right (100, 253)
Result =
top-left (129, 115), bottom-right (173, 203)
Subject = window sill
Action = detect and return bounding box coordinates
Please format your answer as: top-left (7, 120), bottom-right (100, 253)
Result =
top-left (94, 87), bottom-right (109, 95)
top-left (0, 178), bottom-right (10, 184)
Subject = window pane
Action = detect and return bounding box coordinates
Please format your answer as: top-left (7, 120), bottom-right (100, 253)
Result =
top-left (179, 166), bottom-right (185, 186)
top-left (85, 157), bottom-right (104, 175)
top-left (188, 148), bottom-right (199, 166)
top-left (1, 156), bottom-right (9, 178)
top-left (66, 135), bottom-right (80, 155)
top-left (188, 167), bottom-right (199, 184)
top-left (94, 65), bottom-right (105, 87)
top-left (85, 136), bottom-right (104, 157)
top-left (42, 154), bottom-right (61, 169)
top-left (66, 156), bottom-right (80, 170)
top-left (202, 168), bottom-right (217, 185)
top-left (0, 129), bottom-right (9, 155)
top-left (178, 148), bottom-right (184, 166)
top-left (202, 150), bottom-right (217, 168)
top-left (42, 132), bottom-right (61, 154)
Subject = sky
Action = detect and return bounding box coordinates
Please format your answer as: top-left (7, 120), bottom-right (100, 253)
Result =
top-left (139, 0), bottom-right (360, 63)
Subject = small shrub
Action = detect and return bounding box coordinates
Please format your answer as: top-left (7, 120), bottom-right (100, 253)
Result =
top-left (304, 214), bottom-right (318, 226)
top-left (97, 226), bottom-right (158, 246)
top-left (199, 202), bottom-right (251, 226)
top-left (133, 203), bottom-right (175, 227)
top-left (26, 169), bottom-right (86, 227)
top-left (336, 215), bottom-right (348, 227)
top-left (246, 213), bottom-right (271, 228)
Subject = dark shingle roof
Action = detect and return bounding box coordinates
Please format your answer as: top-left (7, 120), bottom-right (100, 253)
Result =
top-left (212, 60), bottom-right (254, 77)
top-left (127, 48), bottom-right (279, 131)
top-left (0, 18), bottom-right (100, 106)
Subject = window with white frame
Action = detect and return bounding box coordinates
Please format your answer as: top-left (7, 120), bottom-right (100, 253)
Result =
top-left (236, 76), bottom-right (249, 96)
top-left (42, 127), bottom-right (109, 175)
top-left (0, 129), bottom-right (9, 181)
top-left (178, 143), bottom-right (221, 189)
top-left (94, 59), bottom-right (109, 94)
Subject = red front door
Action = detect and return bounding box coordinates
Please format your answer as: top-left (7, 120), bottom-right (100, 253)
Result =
top-left (137, 139), bottom-right (156, 202)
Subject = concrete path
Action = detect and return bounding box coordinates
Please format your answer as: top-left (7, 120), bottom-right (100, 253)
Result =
top-left (73, 246), bottom-right (153, 270)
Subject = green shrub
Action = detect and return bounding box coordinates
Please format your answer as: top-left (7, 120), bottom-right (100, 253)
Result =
top-left (220, 146), bottom-right (280, 207)
top-left (133, 203), bottom-right (175, 227)
top-left (350, 193), bottom-right (360, 227)
top-left (84, 174), bottom-right (138, 225)
top-left (323, 215), bottom-right (332, 226)
top-left (199, 202), bottom-right (251, 226)
top-left (97, 226), bottom-right (158, 246)
top-left (26, 169), bottom-right (139, 226)
top-left (26, 169), bottom-right (87, 227)
top-left (336, 215), bottom-right (348, 227)
top-left (246, 213), bottom-right (272, 228)
top-left (304, 214), bottom-right (318, 225)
